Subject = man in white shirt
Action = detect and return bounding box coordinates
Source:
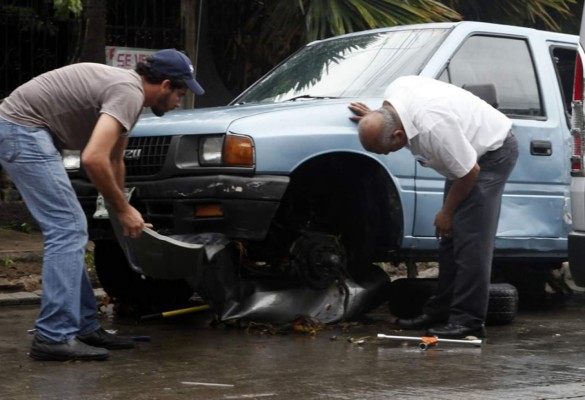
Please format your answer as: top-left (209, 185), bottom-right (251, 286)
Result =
top-left (348, 75), bottom-right (518, 339)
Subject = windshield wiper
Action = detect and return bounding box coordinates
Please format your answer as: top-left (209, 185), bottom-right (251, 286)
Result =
top-left (233, 94), bottom-right (341, 105)
top-left (281, 94), bottom-right (341, 102)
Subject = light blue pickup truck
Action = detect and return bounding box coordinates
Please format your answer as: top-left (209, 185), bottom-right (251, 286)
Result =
top-left (67, 21), bottom-right (579, 308)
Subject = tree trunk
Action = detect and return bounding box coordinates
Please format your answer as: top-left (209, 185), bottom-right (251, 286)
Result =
top-left (74, 0), bottom-right (106, 64)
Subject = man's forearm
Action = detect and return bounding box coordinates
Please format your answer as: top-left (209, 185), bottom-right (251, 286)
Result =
top-left (443, 164), bottom-right (480, 214)
top-left (84, 161), bottom-right (128, 213)
top-left (111, 159), bottom-right (125, 190)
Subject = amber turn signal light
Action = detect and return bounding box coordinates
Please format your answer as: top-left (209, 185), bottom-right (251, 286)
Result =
top-left (223, 135), bottom-right (254, 166)
top-left (195, 204), bottom-right (224, 218)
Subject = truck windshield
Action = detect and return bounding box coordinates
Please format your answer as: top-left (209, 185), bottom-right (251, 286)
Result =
top-left (233, 27), bottom-right (450, 105)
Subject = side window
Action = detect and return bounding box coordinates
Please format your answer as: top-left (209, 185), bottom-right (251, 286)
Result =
top-left (550, 46), bottom-right (577, 125)
top-left (438, 35), bottom-right (543, 119)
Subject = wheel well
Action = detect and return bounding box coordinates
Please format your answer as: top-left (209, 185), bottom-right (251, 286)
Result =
top-left (286, 153), bottom-right (402, 261)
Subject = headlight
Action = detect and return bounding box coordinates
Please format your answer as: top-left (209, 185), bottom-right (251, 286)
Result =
top-left (62, 150), bottom-right (81, 170)
top-left (199, 136), bottom-right (224, 165)
top-left (199, 135), bottom-right (255, 167)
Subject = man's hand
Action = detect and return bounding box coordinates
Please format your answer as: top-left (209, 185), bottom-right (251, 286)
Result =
top-left (118, 205), bottom-right (153, 238)
top-left (348, 102), bottom-right (372, 122)
top-left (434, 209), bottom-right (454, 239)
top-left (434, 164), bottom-right (480, 239)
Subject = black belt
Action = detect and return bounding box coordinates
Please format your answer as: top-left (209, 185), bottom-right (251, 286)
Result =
top-left (480, 130), bottom-right (514, 160)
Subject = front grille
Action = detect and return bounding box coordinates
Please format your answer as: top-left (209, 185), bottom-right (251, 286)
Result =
top-left (125, 136), bottom-right (171, 177)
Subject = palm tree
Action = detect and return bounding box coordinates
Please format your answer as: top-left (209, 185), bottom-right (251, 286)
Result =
top-left (441, 0), bottom-right (580, 33)
top-left (210, 0), bottom-right (579, 96)
top-left (210, 0), bottom-right (462, 94)
top-left (260, 0), bottom-right (461, 44)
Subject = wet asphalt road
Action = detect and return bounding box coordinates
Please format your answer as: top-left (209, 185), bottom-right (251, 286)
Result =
top-left (2, 295), bottom-right (585, 400)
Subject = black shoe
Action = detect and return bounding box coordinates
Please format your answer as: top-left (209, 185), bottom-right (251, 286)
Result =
top-left (30, 335), bottom-right (109, 361)
top-left (77, 328), bottom-right (135, 350)
top-left (395, 314), bottom-right (445, 330)
top-left (426, 323), bottom-right (487, 339)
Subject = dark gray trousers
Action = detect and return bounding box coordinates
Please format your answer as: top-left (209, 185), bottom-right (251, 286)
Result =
top-left (424, 133), bottom-right (519, 326)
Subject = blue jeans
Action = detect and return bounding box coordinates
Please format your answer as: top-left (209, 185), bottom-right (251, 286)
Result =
top-left (0, 118), bottom-right (100, 342)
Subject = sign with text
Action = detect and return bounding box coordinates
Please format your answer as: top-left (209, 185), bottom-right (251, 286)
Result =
top-left (105, 47), bottom-right (156, 69)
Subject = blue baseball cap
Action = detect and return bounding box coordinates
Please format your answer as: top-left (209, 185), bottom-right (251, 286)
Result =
top-left (149, 49), bottom-right (205, 95)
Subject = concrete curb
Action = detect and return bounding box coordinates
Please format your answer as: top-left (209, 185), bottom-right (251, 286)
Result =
top-left (0, 288), bottom-right (106, 306)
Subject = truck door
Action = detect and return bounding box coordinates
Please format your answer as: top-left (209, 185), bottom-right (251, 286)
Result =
top-left (414, 33), bottom-right (573, 251)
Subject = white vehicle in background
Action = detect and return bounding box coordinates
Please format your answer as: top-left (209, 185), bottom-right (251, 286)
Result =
top-left (569, 8), bottom-right (585, 286)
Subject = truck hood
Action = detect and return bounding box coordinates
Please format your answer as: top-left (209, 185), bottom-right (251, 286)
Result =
top-left (131, 98), bottom-right (371, 138)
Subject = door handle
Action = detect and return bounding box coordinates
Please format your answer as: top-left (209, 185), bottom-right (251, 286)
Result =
top-left (530, 140), bottom-right (552, 156)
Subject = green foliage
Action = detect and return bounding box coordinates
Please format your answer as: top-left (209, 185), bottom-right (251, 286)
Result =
top-left (2, 257), bottom-right (13, 267)
top-left (0, 0), bottom-right (83, 36)
top-left (211, 0), bottom-right (461, 95)
top-left (85, 250), bottom-right (94, 268)
top-left (4, 223), bottom-right (33, 234)
top-left (211, 0), bottom-right (581, 96)
top-left (441, 0), bottom-right (578, 32)
top-left (262, 0), bottom-right (461, 43)
top-left (53, 0), bottom-right (83, 19)
top-left (1, 1), bottom-right (82, 24)
top-left (0, 5), bottom-right (59, 34)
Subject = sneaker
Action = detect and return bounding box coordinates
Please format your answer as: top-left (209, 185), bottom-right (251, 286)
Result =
top-left (77, 328), bottom-right (135, 350)
top-left (30, 335), bottom-right (109, 361)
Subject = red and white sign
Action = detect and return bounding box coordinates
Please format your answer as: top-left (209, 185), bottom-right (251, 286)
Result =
top-left (105, 47), bottom-right (156, 69)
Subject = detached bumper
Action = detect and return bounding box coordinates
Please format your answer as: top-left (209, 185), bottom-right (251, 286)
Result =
top-left (568, 231), bottom-right (585, 287)
top-left (72, 174), bottom-right (289, 241)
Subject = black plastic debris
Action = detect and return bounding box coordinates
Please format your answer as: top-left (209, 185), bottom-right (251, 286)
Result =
top-left (108, 211), bottom-right (390, 324)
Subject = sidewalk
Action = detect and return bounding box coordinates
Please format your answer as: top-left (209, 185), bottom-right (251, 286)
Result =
top-left (0, 227), bottom-right (44, 260)
top-left (0, 288), bottom-right (106, 306)
top-left (0, 228), bottom-right (104, 305)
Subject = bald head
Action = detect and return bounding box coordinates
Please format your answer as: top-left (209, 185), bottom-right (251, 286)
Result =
top-left (358, 112), bottom-right (386, 150)
top-left (358, 106), bottom-right (405, 154)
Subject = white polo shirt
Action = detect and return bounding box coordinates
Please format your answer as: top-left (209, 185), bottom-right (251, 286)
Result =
top-left (384, 75), bottom-right (512, 179)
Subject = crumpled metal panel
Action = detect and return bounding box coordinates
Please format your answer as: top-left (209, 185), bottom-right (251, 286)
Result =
top-left (108, 211), bottom-right (390, 324)
top-left (108, 210), bottom-right (227, 280)
top-left (206, 269), bottom-right (392, 324)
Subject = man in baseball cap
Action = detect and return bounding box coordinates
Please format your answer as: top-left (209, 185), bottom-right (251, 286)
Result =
top-left (148, 48), bottom-right (205, 95)
top-left (0, 47), bottom-right (206, 361)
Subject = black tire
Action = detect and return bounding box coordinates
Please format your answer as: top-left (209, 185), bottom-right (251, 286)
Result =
top-left (486, 283), bottom-right (518, 325)
top-left (492, 261), bottom-right (565, 310)
top-left (388, 278), bottom-right (518, 325)
top-left (94, 240), bottom-right (194, 314)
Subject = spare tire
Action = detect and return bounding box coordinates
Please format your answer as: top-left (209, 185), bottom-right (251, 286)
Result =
top-left (388, 278), bottom-right (518, 326)
top-left (486, 283), bottom-right (519, 325)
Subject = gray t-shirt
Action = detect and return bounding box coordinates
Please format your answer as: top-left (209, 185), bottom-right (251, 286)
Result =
top-left (0, 63), bottom-right (144, 150)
